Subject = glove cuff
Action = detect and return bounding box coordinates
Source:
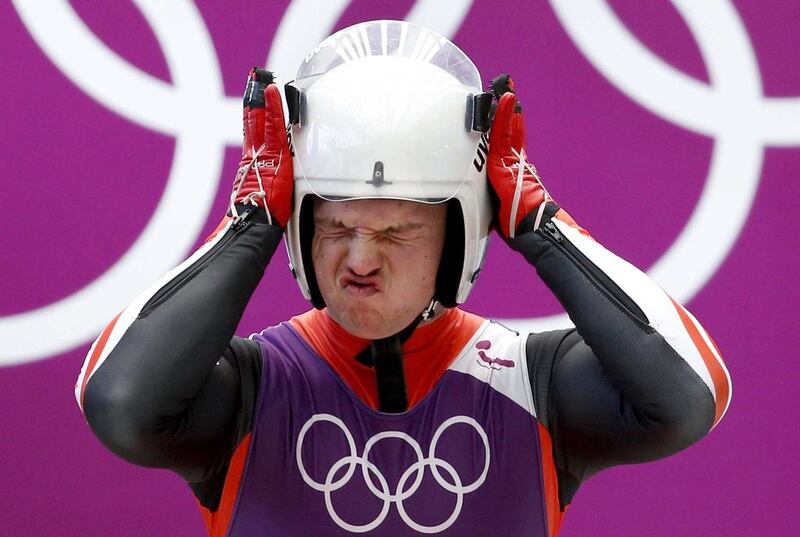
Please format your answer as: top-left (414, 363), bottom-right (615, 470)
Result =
top-left (515, 201), bottom-right (560, 237)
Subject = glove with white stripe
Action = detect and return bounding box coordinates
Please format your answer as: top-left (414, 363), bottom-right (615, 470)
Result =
top-left (232, 67), bottom-right (293, 228)
top-left (487, 74), bottom-right (554, 239)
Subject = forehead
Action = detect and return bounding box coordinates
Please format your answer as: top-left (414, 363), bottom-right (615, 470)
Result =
top-left (313, 198), bottom-right (446, 228)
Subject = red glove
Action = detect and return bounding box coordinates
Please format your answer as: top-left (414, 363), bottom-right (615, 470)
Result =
top-left (231, 68), bottom-right (293, 228)
top-left (487, 74), bottom-right (552, 239)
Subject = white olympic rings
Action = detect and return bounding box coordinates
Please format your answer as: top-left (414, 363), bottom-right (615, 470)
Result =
top-left (5, 0), bottom-right (796, 364)
top-left (502, 0), bottom-right (793, 332)
top-left (296, 413), bottom-right (490, 534)
top-left (2, 0), bottom-right (472, 366)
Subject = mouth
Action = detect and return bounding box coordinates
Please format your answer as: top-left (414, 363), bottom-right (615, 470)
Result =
top-left (340, 276), bottom-right (381, 297)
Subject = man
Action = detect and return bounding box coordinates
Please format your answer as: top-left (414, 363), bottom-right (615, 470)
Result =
top-left (76, 21), bottom-right (730, 537)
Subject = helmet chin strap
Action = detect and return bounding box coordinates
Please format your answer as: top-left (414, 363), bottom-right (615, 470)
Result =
top-left (354, 297), bottom-right (438, 413)
top-left (420, 297), bottom-right (437, 321)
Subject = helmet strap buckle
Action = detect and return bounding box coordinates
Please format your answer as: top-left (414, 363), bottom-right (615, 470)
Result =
top-left (421, 298), bottom-right (437, 321)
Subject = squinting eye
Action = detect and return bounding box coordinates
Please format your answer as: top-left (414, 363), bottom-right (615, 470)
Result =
top-left (381, 235), bottom-right (409, 245)
top-left (317, 228), bottom-right (348, 238)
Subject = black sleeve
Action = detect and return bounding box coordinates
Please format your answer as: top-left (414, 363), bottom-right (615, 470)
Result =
top-left (80, 206), bottom-right (280, 509)
top-left (515, 213), bottom-right (721, 508)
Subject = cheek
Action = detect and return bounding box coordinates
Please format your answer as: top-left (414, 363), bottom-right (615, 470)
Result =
top-left (311, 239), bottom-right (336, 283)
top-left (425, 231), bottom-right (446, 270)
top-left (415, 251), bottom-right (433, 275)
top-left (402, 244), bottom-right (442, 287)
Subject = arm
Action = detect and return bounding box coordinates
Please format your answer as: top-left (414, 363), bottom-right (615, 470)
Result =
top-left (518, 213), bottom-right (730, 506)
top-left (487, 75), bottom-right (732, 507)
top-left (75, 69), bottom-right (292, 506)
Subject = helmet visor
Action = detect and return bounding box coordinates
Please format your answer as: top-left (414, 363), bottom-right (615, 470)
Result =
top-left (291, 20), bottom-right (484, 203)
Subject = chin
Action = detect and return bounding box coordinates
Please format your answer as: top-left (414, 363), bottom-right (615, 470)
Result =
top-left (339, 316), bottom-right (400, 340)
top-left (332, 304), bottom-right (416, 340)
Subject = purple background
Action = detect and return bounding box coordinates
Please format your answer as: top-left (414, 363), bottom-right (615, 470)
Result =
top-left (1, 1), bottom-right (797, 535)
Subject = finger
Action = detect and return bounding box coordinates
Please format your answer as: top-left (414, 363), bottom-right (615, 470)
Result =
top-left (243, 68), bottom-right (271, 153)
top-left (489, 92), bottom-right (517, 159)
top-left (263, 83), bottom-right (289, 159)
top-left (242, 68), bottom-right (273, 108)
top-left (489, 73), bottom-right (516, 99)
top-left (489, 74), bottom-right (528, 156)
top-left (264, 83), bottom-right (293, 226)
top-left (510, 97), bottom-right (526, 152)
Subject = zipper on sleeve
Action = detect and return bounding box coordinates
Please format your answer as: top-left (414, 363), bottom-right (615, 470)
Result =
top-left (540, 221), bottom-right (651, 329)
top-left (138, 208), bottom-right (256, 318)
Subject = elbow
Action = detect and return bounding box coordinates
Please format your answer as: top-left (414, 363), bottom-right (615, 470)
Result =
top-left (664, 299), bottom-right (732, 430)
top-left (640, 322), bottom-right (732, 451)
top-left (82, 375), bottom-right (167, 468)
top-left (668, 387), bottom-right (717, 452)
top-left (661, 345), bottom-right (732, 438)
top-left (634, 379), bottom-right (718, 460)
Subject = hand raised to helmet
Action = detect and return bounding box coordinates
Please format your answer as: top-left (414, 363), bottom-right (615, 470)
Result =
top-left (486, 74), bottom-right (554, 239)
top-left (231, 68), bottom-right (293, 228)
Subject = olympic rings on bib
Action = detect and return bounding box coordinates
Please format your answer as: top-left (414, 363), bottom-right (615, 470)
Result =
top-left (295, 414), bottom-right (490, 533)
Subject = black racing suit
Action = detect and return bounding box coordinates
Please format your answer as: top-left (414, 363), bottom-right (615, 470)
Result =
top-left (77, 205), bottom-right (727, 513)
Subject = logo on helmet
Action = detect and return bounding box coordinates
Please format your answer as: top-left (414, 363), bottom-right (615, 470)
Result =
top-left (473, 132), bottom-right (489, 172)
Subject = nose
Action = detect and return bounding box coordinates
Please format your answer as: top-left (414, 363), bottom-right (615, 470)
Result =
top-left (346, 236), bottom-right (382, 277)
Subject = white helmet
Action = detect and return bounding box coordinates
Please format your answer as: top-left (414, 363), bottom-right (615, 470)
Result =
top-left (285, 20), bottom-right (492, 309)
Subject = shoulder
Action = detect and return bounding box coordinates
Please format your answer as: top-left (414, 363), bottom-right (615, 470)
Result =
top-left (448, 319), bottom-right (536, 416)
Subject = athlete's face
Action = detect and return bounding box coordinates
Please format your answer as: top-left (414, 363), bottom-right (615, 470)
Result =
top-left (312, 198), bottom-right (447, 339)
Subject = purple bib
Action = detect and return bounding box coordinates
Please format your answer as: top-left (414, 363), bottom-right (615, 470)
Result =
top-left (225, 320), bottom-right (550, 536)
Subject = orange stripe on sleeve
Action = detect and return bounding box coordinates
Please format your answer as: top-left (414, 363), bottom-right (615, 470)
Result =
top-left (198, 433), bottom-right (253, 537)
top-left (670, 298), bottom-right (731, 426)
top-left (537, 422), bottom-right (564, 537)
top-left (79, 312), bottom-right (121, 410)
top-left (204, 215), bottom-right (234, 245)
top-left (554, 208), bottom-right (592, 240)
